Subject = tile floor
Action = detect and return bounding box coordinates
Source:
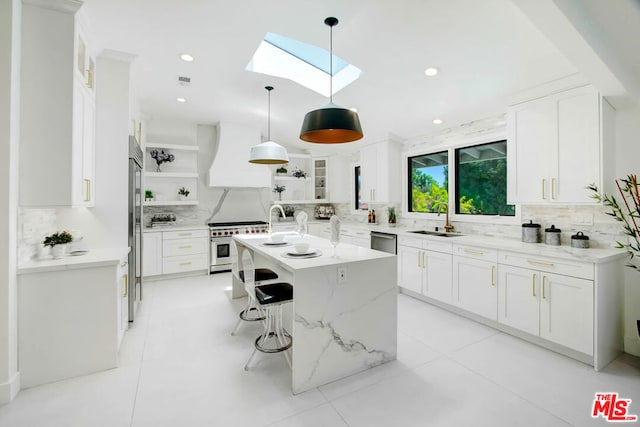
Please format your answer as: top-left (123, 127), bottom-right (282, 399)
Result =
top-left (1, 273), bottom-right (639, 426)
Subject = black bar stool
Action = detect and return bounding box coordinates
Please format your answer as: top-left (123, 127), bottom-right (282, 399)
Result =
top-left (230, 240), bottom-right (279, 336)
top-left (241, 250), bottom-right (293, 370)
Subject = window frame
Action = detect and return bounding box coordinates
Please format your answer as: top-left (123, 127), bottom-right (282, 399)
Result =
top-left (402, 133), bottom-right (520, 226)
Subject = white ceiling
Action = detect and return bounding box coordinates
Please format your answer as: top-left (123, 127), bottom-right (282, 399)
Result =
top-left (85, 0), bottom-right (582, 152)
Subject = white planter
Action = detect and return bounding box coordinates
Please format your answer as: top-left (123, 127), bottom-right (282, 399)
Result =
top-left (51, 244), bottom-right (66, 259)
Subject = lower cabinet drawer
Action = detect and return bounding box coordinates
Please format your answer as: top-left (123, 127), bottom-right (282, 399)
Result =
top-left (163, 238), bottom-right (208, 257)
top-left (162, 254), bottom-right (208, 274)
top-left (498, 250), bottom-right (593, 280)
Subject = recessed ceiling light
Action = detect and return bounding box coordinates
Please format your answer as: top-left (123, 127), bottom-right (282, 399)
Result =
top-left (432, 118), bottom-right (443, 125)
top-left (176, 97), bottom-right (187, 103)
top-left (424, 67), bottom-right (439, 77)
top-left (180, 53), bottom-right (194, 62)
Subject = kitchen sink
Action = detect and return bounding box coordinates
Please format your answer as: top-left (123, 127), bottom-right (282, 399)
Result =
top-left (408, 230), bottom-right (463, 237)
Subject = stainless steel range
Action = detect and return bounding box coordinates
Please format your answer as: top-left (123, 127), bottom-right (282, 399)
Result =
top-left (208, 221), bottom-right (268, 272)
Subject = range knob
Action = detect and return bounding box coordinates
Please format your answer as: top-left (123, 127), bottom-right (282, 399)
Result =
top-left (235, 230), bottom-right (239, 234)
top-left (224, 231), bottom-right (229, 235)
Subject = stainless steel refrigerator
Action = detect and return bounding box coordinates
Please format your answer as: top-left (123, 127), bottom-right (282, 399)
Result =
top-left (128, 136), bottom-right (143, 322)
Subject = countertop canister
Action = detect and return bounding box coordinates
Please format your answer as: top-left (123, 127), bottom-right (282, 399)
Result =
top-left (571, 231), bottom-right (590, 248)
top-left (545, 225), bottom-right (562, 246)
top-left (522, 220), bottom-right (541, 243)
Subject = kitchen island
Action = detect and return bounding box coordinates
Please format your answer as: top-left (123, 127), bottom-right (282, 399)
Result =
top-left (233, 234), bottom-right (397, 394)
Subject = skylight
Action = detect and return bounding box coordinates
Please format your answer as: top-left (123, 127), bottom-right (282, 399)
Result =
top-left (246, 32), bottom-right (362, 98)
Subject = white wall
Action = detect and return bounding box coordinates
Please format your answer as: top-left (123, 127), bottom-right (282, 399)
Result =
top-left (0, 0), bottom-right (21, 404)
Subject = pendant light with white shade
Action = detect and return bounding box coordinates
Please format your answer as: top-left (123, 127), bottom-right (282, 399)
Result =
top-left (299, 17), bottom-right (363, 144)
top-left (249, 86), bottom-right (289, 164)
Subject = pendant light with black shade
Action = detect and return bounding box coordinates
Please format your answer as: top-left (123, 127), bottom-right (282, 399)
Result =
top-left (299, 17), bottom-right (363, 144)
top-left (249, 86), bottom-right (289, 164)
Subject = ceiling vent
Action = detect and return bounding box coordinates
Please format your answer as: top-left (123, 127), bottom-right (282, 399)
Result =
top-left (177, 76), bottom-right (191, 86)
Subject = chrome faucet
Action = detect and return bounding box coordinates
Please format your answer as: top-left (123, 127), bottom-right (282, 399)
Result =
top-left (268, 204), bottom-right (286, 235)
top-left (437, 202), bottom-right (455, 233)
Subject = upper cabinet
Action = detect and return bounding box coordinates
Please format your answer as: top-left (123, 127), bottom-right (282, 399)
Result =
top-left (507, 85), bottom-right (615, 205)
top-left (360, 140), bottom-right (402, 204)
top-left (272, 154), bottom-right (347, 203)
top-left (19, 2), bottom-right (96, 207)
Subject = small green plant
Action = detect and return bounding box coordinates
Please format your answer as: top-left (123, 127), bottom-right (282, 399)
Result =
top-left (276, 166), bottom-right (288, 175)
top-left (292, 167), bottom-right (306, 179)
top-left (273, 184), bottom-right (286, 200)
top-left (145, 190), bottom-right (154, 199)
top-left (178, 187), bottom-right (190, 197)
top-left (388, 206), bottom-right (397, 224)
top-left (43, 231), bottom-right (74, 247)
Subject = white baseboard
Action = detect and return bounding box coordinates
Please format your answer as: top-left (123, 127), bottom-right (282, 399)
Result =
top-left (0, 372), bottom-right (20, 405)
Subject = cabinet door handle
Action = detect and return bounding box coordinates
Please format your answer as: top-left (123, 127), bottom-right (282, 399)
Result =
top-left (527, 259), bottom-right (554, 268)
top-left (122, 275), bottom-right (128, 298)
top-left (551, 178), bottom-right (556, 200)
top-left (178, 233), bottom-right (193, 237)
top-left (491, 265), bottom-right (495, 287)
top-left (84, 179), bottom-right (91, 202)
top-left (542, 276), bottom-right (547, 299)
top-left (179, 262), bottom-right (192, 266)
top-left (532, 274), bottom-right (536, 297)
top-left (464, 248), bottom-right (484, 256)
top-left (86, 69), bottom-right (94, 88)
top-left (541, 179), bottom-right (545, 200)
top-left (179, 245), bottom-right (192, 249)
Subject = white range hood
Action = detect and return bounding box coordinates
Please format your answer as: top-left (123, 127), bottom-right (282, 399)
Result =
top-left (207, 122), bottom-right (271, 188)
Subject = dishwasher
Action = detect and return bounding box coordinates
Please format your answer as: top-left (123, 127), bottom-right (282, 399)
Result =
top-left (370, 231), bottom-right (397, 254)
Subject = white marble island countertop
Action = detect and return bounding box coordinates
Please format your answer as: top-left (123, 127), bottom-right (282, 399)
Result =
top-left (235, 234), bottom-right (394, 271)
top-left (234, 233), bottom-right (397, 395)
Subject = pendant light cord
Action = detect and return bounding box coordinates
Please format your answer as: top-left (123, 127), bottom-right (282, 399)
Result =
top-left (329, 23), bottom-right (333, 103)
top-left (265, 85), bottom-right (274, 140)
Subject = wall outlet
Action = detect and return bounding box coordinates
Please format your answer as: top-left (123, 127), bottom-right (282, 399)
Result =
top-left (338, 267), bottom-right (347, 284)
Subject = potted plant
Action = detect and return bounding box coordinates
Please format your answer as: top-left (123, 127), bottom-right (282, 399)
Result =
top-left (149, 149), bottom-right (175, 172)
top-left (292, 167), bottom-right (306, 179)
top-left (43, 230), bottom-right (74, 259)
top-left (177, 187), bottom-right (190, 201)
top-left (145, 190), bottom-right (154, 201)
top-left (388, 206), bottom-right (397, 226)
top-left (276, 166), bottom-right (288, 176)
top-left (589, 174), bottom-right (640, 339)
top-left (273, 184), bottom-right (286, 200)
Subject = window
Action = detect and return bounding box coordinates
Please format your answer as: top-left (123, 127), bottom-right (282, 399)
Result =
top-left (455, 140), bottom-right (514, 216)
top-left (246, 32), bottom-right (362, 97)
top-left (408, 151), bottom-right (448, 213)
top-left (354, 165), bottom-right (368, 211)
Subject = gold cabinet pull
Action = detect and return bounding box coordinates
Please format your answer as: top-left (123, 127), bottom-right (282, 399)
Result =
top-left (178, 233), bottom-right (192, 237)
top-left (532, 274), bottom-right (536, 296)
top-left (179, 262), bottom-right (192, 266)
top-left (464, 248), bottom-right (484, 256)
top-left (84, 179), bottom-right (91, 202)
top-left (527, 259), bottom-right (554, 268)
top-left (122, 275), bottom-right (128, 298)
top-left (86, 69), bottom-right (94, 88)
top-left (179, 245), bottom-right (192, 249)
top-left (491, 265), bottom-right (495, 287)
top-left (551, 178), bottom-right (556, 200)
top-left (542, 276), bottom-right (547, 299)
top-left (542, 179), bottom-right (546, 200)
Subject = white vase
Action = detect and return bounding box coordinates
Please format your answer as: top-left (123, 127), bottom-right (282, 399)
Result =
top-left (51, 244), bottom-right (66, 259)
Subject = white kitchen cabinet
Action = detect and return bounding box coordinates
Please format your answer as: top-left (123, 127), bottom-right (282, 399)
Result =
top-left (308, 222), bottom-right (331, 239)
top-left (360, 140), bottom-right (402, 204)
top-left (398, 236), bottom-right (453, 303)
top-left (452, 245), bottom-right (497, 320)
top-left (498, 263), bottom-right (593, 355)
top-left (341, 227), bottom-right (371, 248)
top-left (313, 157), bottom-right (328, 201)
top-left (161, 229), bottom-right (208, 274)
top-left (18, 251), bottom-right (128, 388)
top-left (507, 85), bottom-right (615, 204)
top-left (143, 143), bottom-right (199, 206)
top-left (143, 229), bottom-right (209, 277)
top-left (19, 2), bottom-right (96, 207)
top-left (142, 232), bottom-right (162, 276)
